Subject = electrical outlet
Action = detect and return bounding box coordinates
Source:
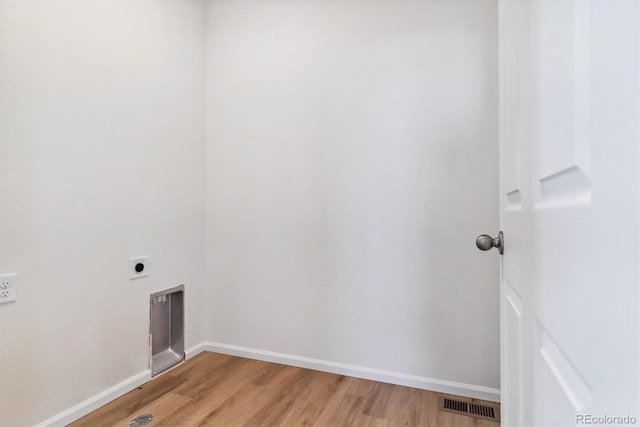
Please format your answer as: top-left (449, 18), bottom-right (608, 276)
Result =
top-left (130, 256), bottom-right (151, 280)
top-left (0, 273), bottom-right (17, 303)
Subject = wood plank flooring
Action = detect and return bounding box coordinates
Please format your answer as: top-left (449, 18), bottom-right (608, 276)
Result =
top-left (70, 352), bottom-right (499, 427)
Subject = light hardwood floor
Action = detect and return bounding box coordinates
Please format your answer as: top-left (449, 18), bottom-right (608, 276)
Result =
top-left (70, 352), bottom-right (499, 427)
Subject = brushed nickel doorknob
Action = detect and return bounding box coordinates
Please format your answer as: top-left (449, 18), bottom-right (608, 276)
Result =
top-left (476, 231), bottom-right (504, 255)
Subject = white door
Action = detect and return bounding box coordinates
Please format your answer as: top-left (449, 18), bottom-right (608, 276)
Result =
top-left (498, 1), bottom-right (640, 426)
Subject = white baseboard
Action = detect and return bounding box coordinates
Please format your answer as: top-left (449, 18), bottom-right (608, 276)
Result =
top-left (202, 341), bottom-right (501, 403)
top-left (36, 344), bottom-right (206, 427)
top-left (36, 341), bottom-right (499, 426)
top-left (185, 342), bottom-right (209, 359)
top-left (34, 370), bottom-right (152, 427)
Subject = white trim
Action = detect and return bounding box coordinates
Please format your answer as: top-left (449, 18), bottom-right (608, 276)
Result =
top-left (34, 370), bottom-right (151, 427)
top-left (202, 341), bottom-right (501, 403)
top-left (185, 342), bottom-right (209, 359)
top-left (36, 344), bottom-right (206, 427)
top-left (36, 340), bottom-right (500, 426)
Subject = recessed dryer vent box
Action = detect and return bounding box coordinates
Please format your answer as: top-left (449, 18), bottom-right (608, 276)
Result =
top-left (150, 285), bottom-right (185, 376)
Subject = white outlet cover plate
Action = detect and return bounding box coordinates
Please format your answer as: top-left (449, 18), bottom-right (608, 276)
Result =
top-left (0, 273), bottom-right (17, 303)
top-left (130, 256), bottom-right (151, 280)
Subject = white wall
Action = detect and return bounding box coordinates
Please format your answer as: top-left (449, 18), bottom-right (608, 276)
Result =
top-left (205, 0), bottom-right (499, 390)
top-left (0, 0), bottom-right (499, 423)
top-left (0, 1), bottom-right (206, 425)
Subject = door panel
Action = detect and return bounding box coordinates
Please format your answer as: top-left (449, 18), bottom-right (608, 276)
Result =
top-left (503, 281), bottom-right (523, 426)
top-left (531, 0), bottom-right (591, 190)
top-left (531, 0), bottom-right (591, 209)
top-left (499, 1), bottom-right (640, 425)
top-left (535, 321), bottom-right (594, 427)
top-left (500, 0), bottom-right (520, 202)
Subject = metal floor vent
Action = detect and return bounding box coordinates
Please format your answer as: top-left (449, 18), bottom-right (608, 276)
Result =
top-left (129, 414), bottom-right (155, 427)
top-left (440, 396), bottom-right (500, 422)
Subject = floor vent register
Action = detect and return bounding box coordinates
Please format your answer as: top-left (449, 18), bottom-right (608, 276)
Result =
top-left (440, 396), bottom-right (500, 422)
top-left (129, 414), bottom-right (155, 427)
